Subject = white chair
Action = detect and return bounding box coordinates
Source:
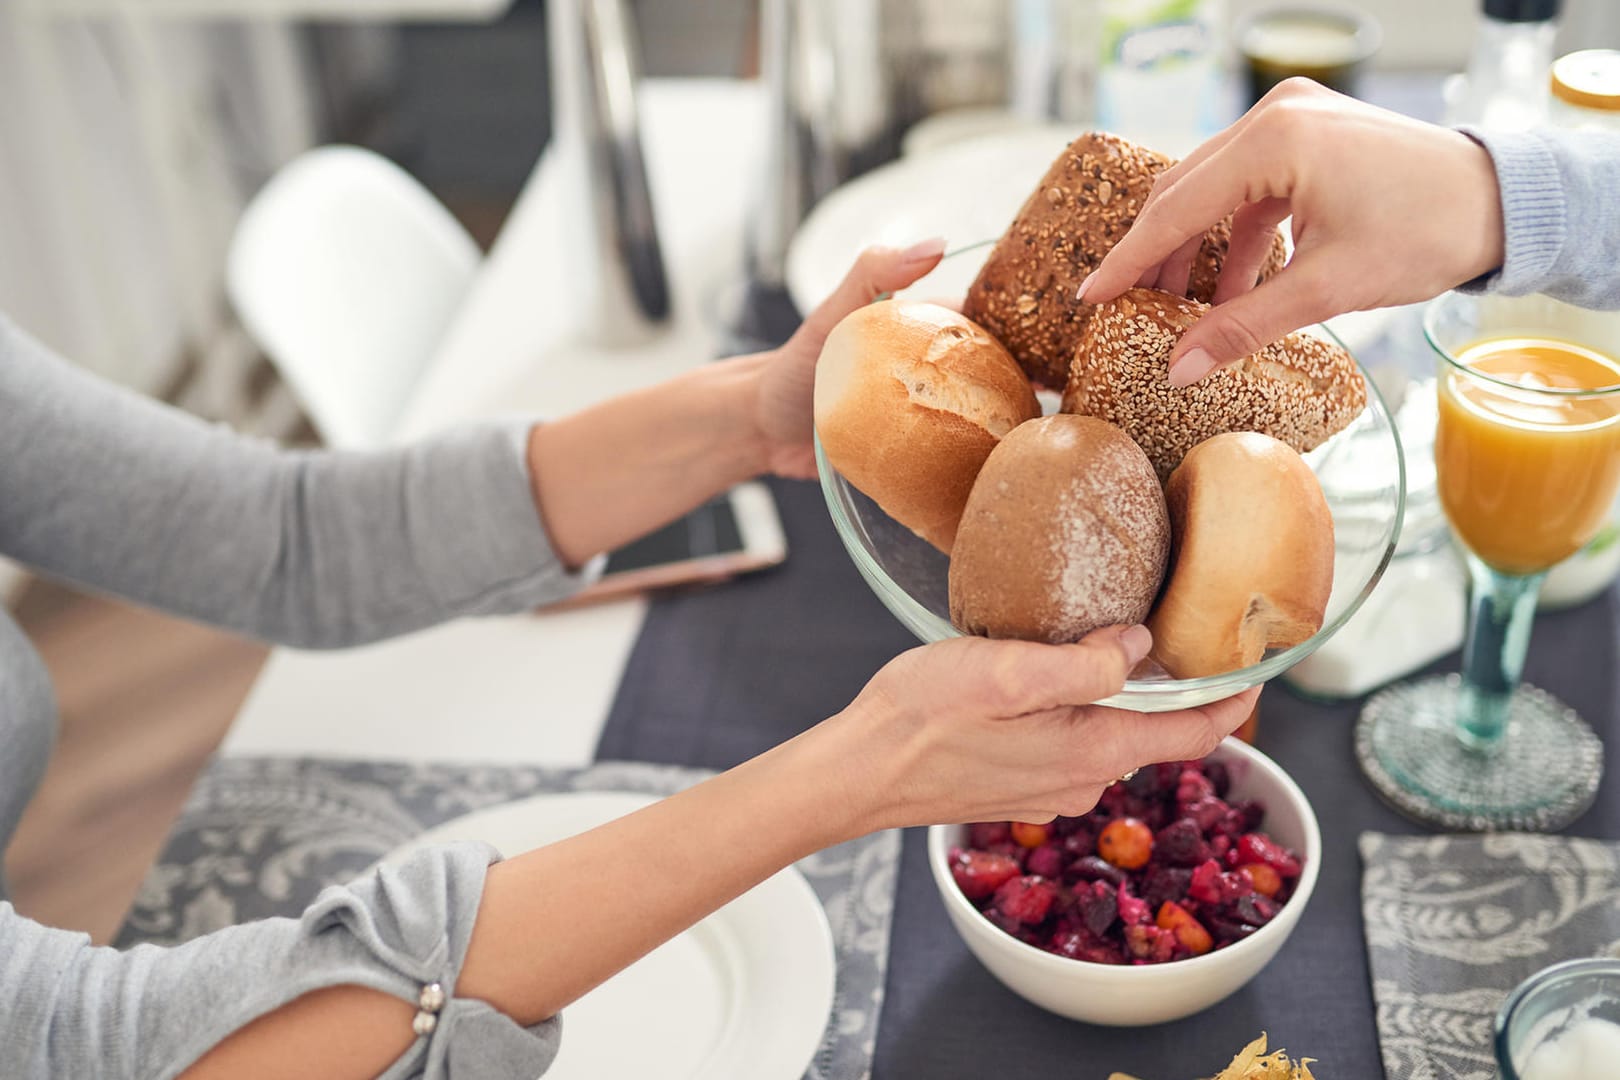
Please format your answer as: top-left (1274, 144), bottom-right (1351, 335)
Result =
top-left (227, 145), bottom-right (481, 449)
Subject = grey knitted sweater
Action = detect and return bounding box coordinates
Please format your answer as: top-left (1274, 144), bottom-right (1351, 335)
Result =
top-left (0, 123), bottom-right (1616, 1078)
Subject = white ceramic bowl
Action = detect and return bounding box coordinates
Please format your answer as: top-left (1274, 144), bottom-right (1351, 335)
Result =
top-left (927, 738), bottom-right (1322, 1026)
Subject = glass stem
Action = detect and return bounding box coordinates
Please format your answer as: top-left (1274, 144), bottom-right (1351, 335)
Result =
top-left (1456, 553), bottom-right (1546, 751)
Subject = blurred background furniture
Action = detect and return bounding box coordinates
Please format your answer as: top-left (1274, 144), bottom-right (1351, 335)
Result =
top-left (227, 145), bottom-right (481, 448)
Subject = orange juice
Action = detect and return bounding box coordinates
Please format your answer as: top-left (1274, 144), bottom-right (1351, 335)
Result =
top-left (1436, 337), bottom-right (1620, 574)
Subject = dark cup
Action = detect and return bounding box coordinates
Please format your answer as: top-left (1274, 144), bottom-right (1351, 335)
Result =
top-left (1236, 4), bottom-right (1382, 106)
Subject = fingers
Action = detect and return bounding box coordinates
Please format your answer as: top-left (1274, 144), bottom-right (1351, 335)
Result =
top-left (1083, 135), bottom-right (1280, 307)
top-left (981, 625), bottom-right (1153, 717)
top-left (794, 239), bottom-right (946, 347)
top-left (1082, 687), bottom-right (1261, 777)
top-left (1150, 232), bottom-right (1206, 297)
top-left (1167, 247), bottom-right (1342, 383)
top-left (1212, 197), bottom-right (1290, 306)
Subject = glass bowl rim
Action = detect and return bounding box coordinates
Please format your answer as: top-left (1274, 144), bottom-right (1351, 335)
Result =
top-left (1493, 956), bottom-right (1620, 1079)
top-left (813, 320), bottom-right (1408, 702)
top-left (1423, 291), bottom-right (1620, 398)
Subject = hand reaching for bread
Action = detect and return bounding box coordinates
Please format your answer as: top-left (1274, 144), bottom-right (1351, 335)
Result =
top-left (813, 123), bottom-right (1365, 680)
top-left (1078, 78), bottom-right (1505, 386)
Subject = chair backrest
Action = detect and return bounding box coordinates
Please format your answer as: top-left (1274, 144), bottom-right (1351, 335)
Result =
top-left (227, 145), bottom-right (480, 449)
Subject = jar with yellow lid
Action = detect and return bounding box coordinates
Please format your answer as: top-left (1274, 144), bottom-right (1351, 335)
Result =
top-left (1549, 49), bottom-right (1620, 132)
top-left (1537, 48), bottom-right (1620, 610)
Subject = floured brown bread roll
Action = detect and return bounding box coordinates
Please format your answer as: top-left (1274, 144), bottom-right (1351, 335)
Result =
top-left (962, 131), bottom-right (1287, 390)
top-left (1063, 288), bottom-right (1366, 480)
top-left (949, 415), bottom-right (1169, 644)
top-left (814, 299), bottom-right (1040, 553)
top-left (1148, 432), bottom-right (1334, 679)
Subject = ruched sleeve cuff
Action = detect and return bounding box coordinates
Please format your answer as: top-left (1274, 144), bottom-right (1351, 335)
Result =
top-left (0, 842), bottom-right (561, 1079)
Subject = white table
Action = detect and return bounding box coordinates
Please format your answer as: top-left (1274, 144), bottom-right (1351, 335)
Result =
top-left (223, 79), bottom-right (768, 765)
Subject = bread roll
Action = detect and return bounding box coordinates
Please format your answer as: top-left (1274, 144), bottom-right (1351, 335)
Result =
top-left (1063, 288), bottom-right (1366, 480)
top-left (814, 299), bottom-right (1040, 553)
top-left (962, 132), bottom-right (1287, 390)
top-left (950, 415), bottom-right (1169, 643)
top-left (1147, 432), bottom-right (1334, 678)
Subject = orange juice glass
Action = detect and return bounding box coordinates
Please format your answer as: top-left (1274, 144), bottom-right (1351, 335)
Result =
top-left (1357, 292), bottom-right (1614, 832)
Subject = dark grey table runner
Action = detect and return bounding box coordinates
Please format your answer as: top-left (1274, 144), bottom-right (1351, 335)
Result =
top-left (598, 477), bottom-right (1620, 1079)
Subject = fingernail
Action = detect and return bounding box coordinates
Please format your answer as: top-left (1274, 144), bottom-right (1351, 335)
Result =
top-left (1075, 270), bottom-right (1098, 303)
top-left (1168, 347), bottom-right (1218, 389)
top-left (1119, 624), bottom-right (1152, 666)
top-left (900, 237), bottom-right (947, 263)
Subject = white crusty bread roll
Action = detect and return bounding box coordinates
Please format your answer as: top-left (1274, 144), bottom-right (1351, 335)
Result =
top-left (814, 299), bottom-right (1040, 553)
top-left (1147, 432), bottom-right (1334, 679)
top-left (949, 414), bottom-right (1169, 644)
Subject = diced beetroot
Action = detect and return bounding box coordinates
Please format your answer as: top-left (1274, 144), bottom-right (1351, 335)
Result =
top-left (1183, 796), bottom-right (1231, 833)
top-left (1026, 843), bottom-right (1066, 879)
top-left (1050, 929), bottom-right (1124, 964)
top-left (1236, 893), bottom-right (1281, 926)
top-left (968, 821), bottom-right (1011, 848)
top-left (954, 755), bottom-right (1294, 968)
top-left (992, 875), bottom-right (1058, 925)
top-left (1176, 768), bottom-right (1216, 804)
top-left (1071, 855), bottom-right (1127, 887)
top-left (948, 848), bottom-right (1021, 901)
top-left (1154, 819), bottom-right (1211, 867)
top-left (1062, 828), bottom-right (1098, 859)
top-left (1236, 832), bottom-right (1303, 878)
top-left (1141, 865), bottom-right (1193, 909)
top-left (1115, 881), bottom-right (1151, 926)
top-left (1075, 880), bottom-right (1119, 937)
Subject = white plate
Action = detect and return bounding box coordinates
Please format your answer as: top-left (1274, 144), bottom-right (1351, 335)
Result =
top-left (380, 791), bottom-right (836, 1080)
top-left (785, 128), bottom-right (1082, 316)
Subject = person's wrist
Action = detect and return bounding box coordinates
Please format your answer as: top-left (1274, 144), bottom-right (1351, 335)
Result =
top-left (773, 699), bottom-right (909, 844)
top-left (1451, 129), bottom-right (1507, 285)
top-left (704, 352), bottom-right (774, 479)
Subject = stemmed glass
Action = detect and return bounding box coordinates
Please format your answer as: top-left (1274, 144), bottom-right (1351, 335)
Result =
top-left (1356, 291), bottom-right (1619, 831)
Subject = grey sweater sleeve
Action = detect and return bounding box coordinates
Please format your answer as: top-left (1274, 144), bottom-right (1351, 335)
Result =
top-left (0, 314), bottom-right (597, 648)
top-left (1459, 126), bottom-right (1620, 309)
top-left (1, 842), bottom-right (561, 1080)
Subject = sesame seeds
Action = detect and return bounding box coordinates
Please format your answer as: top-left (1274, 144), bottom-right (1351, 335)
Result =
top-left (1061, 288), bottom-right (1367, 480)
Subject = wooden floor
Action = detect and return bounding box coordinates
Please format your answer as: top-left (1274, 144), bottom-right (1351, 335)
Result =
top-left (3, 581), bottom-right (269, 943)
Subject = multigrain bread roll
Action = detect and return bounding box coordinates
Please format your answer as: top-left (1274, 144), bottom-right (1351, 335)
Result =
top-left (814, 299), bottom-right (1040, 553)
top-left (1063, 288), bottom-right (1366, 480)
top-left (1148, 432), bottom-right (1334, 678)
top-left (949, 415), bottom-right (1169, 643)
top-left (962, 131), bottom-right (1287, 390)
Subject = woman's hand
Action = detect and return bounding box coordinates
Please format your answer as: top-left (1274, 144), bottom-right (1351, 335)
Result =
top-left (1081, 78), bottom-right (1505, 387)
top-left (751, 239), bottom-right (946, 478)
top-left (821, 627), bottom-right (1259, 828)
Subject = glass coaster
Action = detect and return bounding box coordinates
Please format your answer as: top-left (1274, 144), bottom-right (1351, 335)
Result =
top-left (1355, 674), bottom-right (1604, 832)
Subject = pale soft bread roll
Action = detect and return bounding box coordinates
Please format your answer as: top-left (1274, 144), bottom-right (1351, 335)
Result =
top-left (949, 414), bottom-right (1169, 643)
top-left (1147, 432), bottom-right (1334, 679)
top-left (1063, 288), bottom-right (1367, 481)
top-left (814, 299), bottom-right (1040, 553)
top-left (962, 131), bottom-right (1287, 390)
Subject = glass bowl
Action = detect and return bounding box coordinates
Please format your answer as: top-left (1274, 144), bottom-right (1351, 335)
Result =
top-left (814, 322), bottom-right (1407, 713)
top-left (1496, 958), bottom-right (1620, 1078)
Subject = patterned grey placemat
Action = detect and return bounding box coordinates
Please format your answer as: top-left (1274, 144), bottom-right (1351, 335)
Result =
top-left (1361, 831), bottom-right (1620, 1079)
top-left (118, 757), bottom-right (901, 1080)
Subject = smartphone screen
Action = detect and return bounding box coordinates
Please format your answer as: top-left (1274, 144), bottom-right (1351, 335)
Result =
top-left (603, 495), bottom-right (746, 574)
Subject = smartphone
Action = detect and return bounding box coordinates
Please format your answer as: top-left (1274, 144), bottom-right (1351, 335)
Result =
top-left (545, 482), bottom-right (787, 610)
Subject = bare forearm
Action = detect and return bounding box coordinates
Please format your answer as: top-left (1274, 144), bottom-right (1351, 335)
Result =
top-left (457, 720), bottom-right (877, 1022)
top-left (527, 355), bottom-right (770, 568)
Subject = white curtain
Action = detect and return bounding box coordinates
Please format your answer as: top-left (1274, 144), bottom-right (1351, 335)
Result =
top-left (0, 1), bottom-right (320, 395)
